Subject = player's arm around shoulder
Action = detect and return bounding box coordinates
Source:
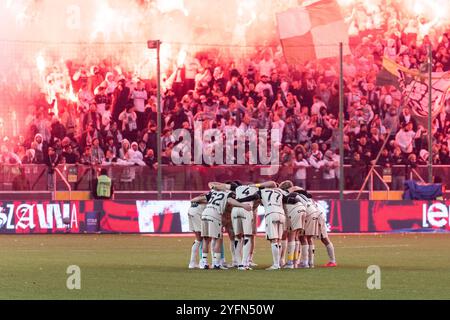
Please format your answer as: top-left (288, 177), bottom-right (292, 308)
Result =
top-left (236, 190), bottom-right (261, 204)
top-left (227, 194), bottom-right (252, 212)
top-left (249, 181), bottom-right (277, 189)
top-left (191, 193), bottom-right (208, 204)
top-left (283, 192), bottom-right (301, 204)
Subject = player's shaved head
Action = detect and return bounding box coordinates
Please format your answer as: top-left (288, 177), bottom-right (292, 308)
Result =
top-left (279, 180), bottom-right (294, 190)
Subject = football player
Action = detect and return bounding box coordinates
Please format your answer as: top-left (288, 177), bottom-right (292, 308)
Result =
top-left (209, 181), bottom-right (238, 268)
top-left (209, 181), bottom-right (259, 269)
top-left (187, 194), bottom-right (207, 269)
top-left (279, 180), bottom-right (307, 269)
top-left (232, 182), bottom-right (260, 270)
top-left (239, 181), bottom-right (289, 270)
top-left (295, 188), bottom-right (337, 268)
top-left (198, 183), bottom-right (252, 270)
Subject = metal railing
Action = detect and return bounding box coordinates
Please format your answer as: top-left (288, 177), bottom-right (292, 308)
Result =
top-left (54, 167), bottom-right (72, 200)
top-left (365, 168), bottom-right (391, 200)
top-left (1, 164), bottom-right (447, 193)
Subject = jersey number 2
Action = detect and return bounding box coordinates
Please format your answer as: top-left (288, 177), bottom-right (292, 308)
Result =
top-left (209, 192), bottom-right (225, 206)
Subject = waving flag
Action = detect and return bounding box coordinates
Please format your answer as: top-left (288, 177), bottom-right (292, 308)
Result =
top-left (276, 0), bottom-right (350, 65)
top-left (376, 57), bottom-right (450, 124)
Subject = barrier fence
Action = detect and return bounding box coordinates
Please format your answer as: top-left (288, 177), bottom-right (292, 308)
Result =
top-left (0, 199), bottom-right (448, 234)
top-left (2, 164), bottom-right (448, 192)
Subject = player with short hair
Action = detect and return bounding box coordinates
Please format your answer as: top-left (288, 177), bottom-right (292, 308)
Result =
top-left (287, 186), bottom-right (311, 268)
top-left (210, 181), bottom-right (259, 269)
top-left (231, 183), bottom-right (260, 270)
top-left (239, 181), bottom-right (289, 270)
top-left (199, 183), bottom-right (252, 270)
top-left (295, 189), bottom-right (337, 268)
top-left (259, 184), bottom-right (285, 270)
top-left (279, 180), bottom-right (307, 269)
top-left (222, 195), bottom-right (237, 268)
top-left (210, 181), bottom-right (260, 270)
top-left (187, 194), bottom-right (207, 269)
top-left (208, 181), bottom-right (239, 268)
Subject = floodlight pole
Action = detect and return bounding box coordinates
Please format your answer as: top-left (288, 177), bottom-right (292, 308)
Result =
top-left (148, 40), bottom-right (163, 199)
top-left (156, 40), bottom-right (162, 199)
top-left (428, 44), bottom-right (432, 184)
top-left (339, 42), bottom-right (344, 200)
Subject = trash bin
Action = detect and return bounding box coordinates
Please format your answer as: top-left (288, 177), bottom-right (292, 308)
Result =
top-left (85, 211), bottom-right (99, 233)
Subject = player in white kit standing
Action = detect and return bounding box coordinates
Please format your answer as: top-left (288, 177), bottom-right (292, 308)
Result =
top-left (279, 180), bottom-right (307, 269)
top-left (296, 189), bottom-right (337, 268)
top-left (237, 181), bottom-right (286, 270)
top-left (231, 184), bottom-right (260, 270)
top-left (187, 194), bottom-right (207, 269)
top-left (198, 185), bottom-right (252, 270)
top-left (208, 181), bottom-right (259, 269)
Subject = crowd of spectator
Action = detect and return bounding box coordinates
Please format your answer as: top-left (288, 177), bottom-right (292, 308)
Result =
top-left (1, 2), bottom-right (450, 191)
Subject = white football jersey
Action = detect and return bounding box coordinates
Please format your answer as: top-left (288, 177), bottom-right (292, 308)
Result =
top-left (188, 203), bottom-right (206, 217)
top-left (260, 188), bottom-right (285, 214)
top-left (235, 185), bottom-right (259, 205)
top-left (296, 193), bottom-right (321, 216)
top-left (278, 189), bottom-right (305, 215)
top-left (205, 190), bottom-right (233, 215)
top-left (283, 193), bottom-right (306, 216)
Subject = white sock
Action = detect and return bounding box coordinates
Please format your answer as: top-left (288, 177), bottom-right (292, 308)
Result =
top-left (249, 252), bottom-right (254, 263)
top-left (278, 244), bottom-right (282, 266)
top-left (301, 245), bottom-right (309, 265)
top-left (242, 236), bottom-right (252, 267)
top-left (326, 243), bottom-right (336, 263)
top-left (202, 252), bottom-right (209, 265)
top-left (309, 245), bottom-right (315, 266)
top-left (249, 236), bottom-right (255, 263)
top-left (287, 241), bottom-right (295, 264)
top-left (271, 242), bottom-right (280, 268)
top-left (211, 239), bottom-right (216, 255)
top-left (280, 239), bottom-right (287, 265)
top-left (294, 240), bottom-right (300, 264)
top-left (234, 238), bottom-right (243, 266)
top-left (190, 240), bottom-right (200, 264)
top-left (213, 252), bottom-right (221, 267)
top-left (214, 239), bottom-right (224, 265)
top-left (230, 239), bottom-right (236, 264)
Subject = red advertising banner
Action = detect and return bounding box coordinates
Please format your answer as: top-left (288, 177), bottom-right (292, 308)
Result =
top-left (366, 201), bottom-right (450, 232)
top-left (0, 201), bottom-right (82, 234)
top-left (0, 200), bottom-right (449, 234)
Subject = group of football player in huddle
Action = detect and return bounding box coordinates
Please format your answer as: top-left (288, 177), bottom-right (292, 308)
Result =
top-left (187, 180), bottom-right (337, 270)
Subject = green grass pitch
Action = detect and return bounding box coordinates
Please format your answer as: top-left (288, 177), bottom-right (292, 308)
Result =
top-left (1, 233), bottom-right (449, 299)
